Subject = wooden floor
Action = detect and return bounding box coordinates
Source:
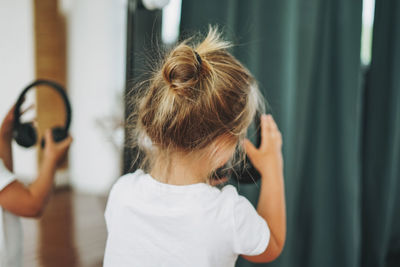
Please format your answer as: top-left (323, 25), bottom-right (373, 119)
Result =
top-left (21, 189), bottom-right (108, 267)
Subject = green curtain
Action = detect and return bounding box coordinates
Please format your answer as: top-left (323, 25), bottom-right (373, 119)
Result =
top-left (180, 1), bottom-right (362, 266)
top-left (361, 0), bottom-right (400, 266)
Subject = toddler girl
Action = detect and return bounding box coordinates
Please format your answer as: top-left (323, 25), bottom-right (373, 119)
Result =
top-left (0, 105), bottom-right (72, 267)
top-left (104, 27), bottom-right (286, 266)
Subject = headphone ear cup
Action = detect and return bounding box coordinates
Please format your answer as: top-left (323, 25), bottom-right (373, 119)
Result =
top-left (52, 127), bottom-right (67, 143)
top-left (41, 127), bottom-right (67, 148)
top-left (14, 123), bottom-right (37, 148)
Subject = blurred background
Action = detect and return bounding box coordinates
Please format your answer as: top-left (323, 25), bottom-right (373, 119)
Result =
top-left (0, 0), bottom-right (399, 266)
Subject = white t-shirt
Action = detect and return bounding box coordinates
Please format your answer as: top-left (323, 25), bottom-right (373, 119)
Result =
top-left (104, 169), bottom-right (270, 267)
top-left (0, 159), bottom-right (22, 267)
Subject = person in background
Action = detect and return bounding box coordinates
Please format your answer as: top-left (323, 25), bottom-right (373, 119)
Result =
top-left (0, 105), bottom-right (72, 267)
top-left (104, 27), bottom-right (286, 267)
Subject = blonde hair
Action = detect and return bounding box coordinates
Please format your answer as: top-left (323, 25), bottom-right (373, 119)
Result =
top-left (127, 27), bottom-right (264, 180)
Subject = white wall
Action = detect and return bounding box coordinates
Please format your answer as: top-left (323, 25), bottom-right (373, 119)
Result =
top-left (0, 0), bottom-right (37, 180)
top-left (65, 0), bottom-right (126, 194)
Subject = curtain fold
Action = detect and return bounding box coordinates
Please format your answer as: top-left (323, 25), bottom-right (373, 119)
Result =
top-left (181, 1), bottom-right (362, 266)
top-left (361, 0), bottom-right (400, 266)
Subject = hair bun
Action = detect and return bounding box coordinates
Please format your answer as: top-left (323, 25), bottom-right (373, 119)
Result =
top-left (162, 44), bottom-right (207, 98)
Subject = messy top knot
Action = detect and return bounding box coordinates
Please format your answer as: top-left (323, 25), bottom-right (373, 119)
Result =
top-left (133, 26), bottom-right (263, 170)
top-left (161, 44), bottom-right (210, 99)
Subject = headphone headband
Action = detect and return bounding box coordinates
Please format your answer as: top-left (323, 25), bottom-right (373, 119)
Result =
top-left (14, 79), bottom-right (72, 132)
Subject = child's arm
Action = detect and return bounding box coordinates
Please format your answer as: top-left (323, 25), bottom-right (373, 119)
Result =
top-left (0, 130), bottom-right (72, 217)
top-left (242, 114), bottom-right (286, 263)
top-left (0, 106), bottom-right (72, 217)
top-left (0, 106), bottom-right (16, 171)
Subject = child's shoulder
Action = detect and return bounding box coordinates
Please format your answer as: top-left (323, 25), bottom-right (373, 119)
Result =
top-left (0, 158), bottom-right (16, 191)
top-left (110, 169), bottom-right (145, 193)
top-left (219, 184), bottom-right (256, 211)
top-left (217, 184), bottom-right (245, 203)
top-left (220, 184), bottom-right (239, 196)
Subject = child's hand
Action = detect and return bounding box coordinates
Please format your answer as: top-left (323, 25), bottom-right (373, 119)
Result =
top-left (241, 115), bottom-right (286, 263)
top-left (42, 129), bottom-right (73, 166)
top-left (0, 105), bottom-right (16, 142)
top-left (244, 114), bottom-right (283, 176)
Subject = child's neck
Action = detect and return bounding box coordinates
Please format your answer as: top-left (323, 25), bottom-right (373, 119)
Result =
top-left (150, 155), bottom-right (210, 186)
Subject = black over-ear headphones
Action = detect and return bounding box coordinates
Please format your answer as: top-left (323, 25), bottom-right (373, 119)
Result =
top-left (13, 79), bottom-right (72, 148)
top-left (214, 113), bottom-right (262, 184)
